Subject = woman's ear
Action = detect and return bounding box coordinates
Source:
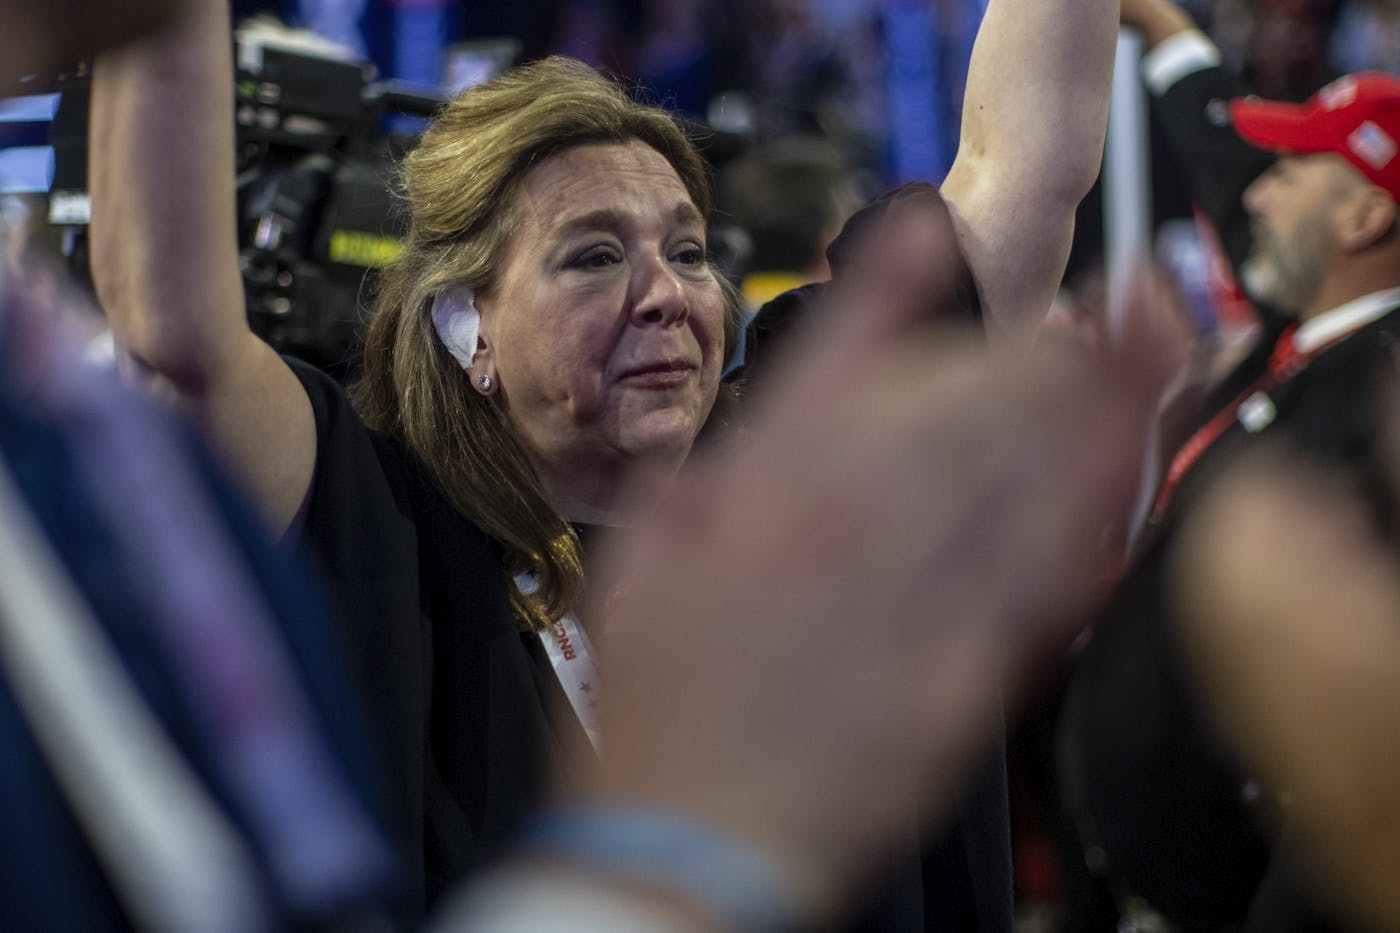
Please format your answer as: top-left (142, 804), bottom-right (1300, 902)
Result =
top-left (470, 341), bottom-right (497, 395)
top-left (469, 295), bottom-right (498, 395)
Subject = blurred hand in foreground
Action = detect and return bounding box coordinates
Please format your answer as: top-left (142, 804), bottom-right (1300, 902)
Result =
top-left (1171, 448), bottom-right (1400, 933)
top-left (576, 214), bottom-right (1167, 925)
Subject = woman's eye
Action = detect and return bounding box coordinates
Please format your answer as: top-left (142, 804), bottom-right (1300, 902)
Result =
top-left (576, 248), bottom-right (620, 269)
top-left (673, 245), bottom-right (706, 265)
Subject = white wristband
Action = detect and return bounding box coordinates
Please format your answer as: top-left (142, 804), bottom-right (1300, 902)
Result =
top-left (515, 807), bottom-right (803, 932)
top-left (433, 869), bottom-right (691, 933)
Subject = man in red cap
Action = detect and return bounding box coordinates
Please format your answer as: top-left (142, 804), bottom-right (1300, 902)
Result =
top-left (1233, 71), bottom-right (1400, 322)
top-left (1058, 2), bottom-right (1400, 931)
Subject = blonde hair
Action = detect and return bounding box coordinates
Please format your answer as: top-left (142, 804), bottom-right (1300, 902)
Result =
top-left (352, 56), bottom-right (742, 632)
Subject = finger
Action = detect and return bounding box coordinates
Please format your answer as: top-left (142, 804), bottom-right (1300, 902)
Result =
top-left (1109, 262), bottom-right (1199, 407)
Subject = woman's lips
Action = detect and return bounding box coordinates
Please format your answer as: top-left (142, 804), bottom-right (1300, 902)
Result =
top-left (619, 359), bottom-right (696, 388)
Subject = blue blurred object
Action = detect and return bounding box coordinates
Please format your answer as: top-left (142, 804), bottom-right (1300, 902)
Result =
top-left (297, 0), bottom-right (369, 58)
top-left (0, 93), bottom-right (60, 194)
top-left (883, 0), bottom-right (987, 184)
top-left (0, 147), bottom-right (53, 195)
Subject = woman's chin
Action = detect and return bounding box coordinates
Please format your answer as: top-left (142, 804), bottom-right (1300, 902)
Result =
top-left (615, 415), bottom-right (703, 468)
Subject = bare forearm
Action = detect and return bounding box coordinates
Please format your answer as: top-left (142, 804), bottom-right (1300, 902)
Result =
top-left (88, 0), bottom-right (316, 535)
top-left (943, 0), bottom-right (1119, 332)
top-left (959, 0), bottom-right (1120, 204)
top-left (89, 0), bottom-right (247, 391)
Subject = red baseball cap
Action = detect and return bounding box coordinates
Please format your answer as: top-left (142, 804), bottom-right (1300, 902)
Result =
top-left (1231, 72), bottom-right (1400, 201)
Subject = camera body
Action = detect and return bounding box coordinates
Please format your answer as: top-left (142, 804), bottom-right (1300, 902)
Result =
top-left (49, 34), bottom-right (440, 377)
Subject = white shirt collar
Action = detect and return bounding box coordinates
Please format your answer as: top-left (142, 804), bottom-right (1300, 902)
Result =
top-left (1293, 287), bottom-right (1400, 354)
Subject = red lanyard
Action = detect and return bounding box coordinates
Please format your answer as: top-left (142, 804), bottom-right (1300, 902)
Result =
top-left (1149, 326), bottom-right (1314, 523)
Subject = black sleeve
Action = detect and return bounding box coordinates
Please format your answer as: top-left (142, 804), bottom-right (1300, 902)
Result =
top-left (1241, 849), bottom-right (1345, 933)
top-left (286, 358), bottom-right (552, 915)
top-left (1153, 65), bottom-right (1275, 278)
top-left (286, 357), bottom-right (431, 920)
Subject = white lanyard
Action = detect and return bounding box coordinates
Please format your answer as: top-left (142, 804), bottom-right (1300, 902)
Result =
top-left (515, 573), bottom-right (602, 752)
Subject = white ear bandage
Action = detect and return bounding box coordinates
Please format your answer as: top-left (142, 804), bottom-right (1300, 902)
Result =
top-left (430, 288), bottom-right (481, 370)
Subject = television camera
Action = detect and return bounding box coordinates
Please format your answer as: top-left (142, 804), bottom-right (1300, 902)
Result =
top-left (48, 32), bottom-right (452, 376)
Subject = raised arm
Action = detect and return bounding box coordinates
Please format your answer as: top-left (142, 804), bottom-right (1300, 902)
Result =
top-left (940, 0), bottom-right (1120, 337)
top-left (89, 0), bottom-right (314, 532)
top-left (1120, 0), bottom-right (1275, 292)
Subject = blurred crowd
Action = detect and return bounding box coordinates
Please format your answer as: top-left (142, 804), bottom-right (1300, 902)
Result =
top-left (481, 0), bottom-right (1400, 160)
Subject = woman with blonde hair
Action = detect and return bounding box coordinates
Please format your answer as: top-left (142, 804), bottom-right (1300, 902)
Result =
top-left (355, 55), bottom-right (744, 633)
top-left (89, 0), bottom-right (1119, 924)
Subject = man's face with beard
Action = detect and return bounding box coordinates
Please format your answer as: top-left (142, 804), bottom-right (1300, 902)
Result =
top-left (1240, 155), bottom-right (1349, 315)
